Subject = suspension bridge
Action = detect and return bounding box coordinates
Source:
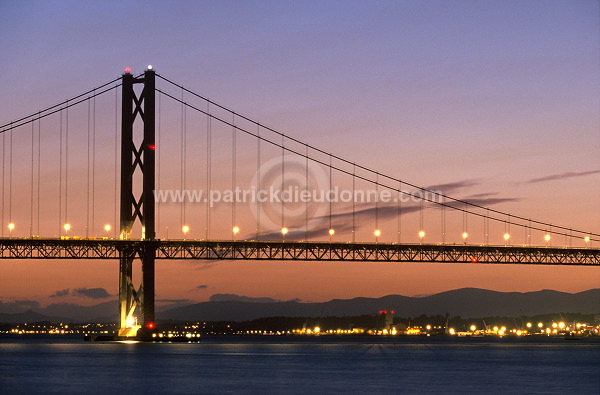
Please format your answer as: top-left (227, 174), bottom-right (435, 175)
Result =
top-left (1, 67), bottom-right (598, 340)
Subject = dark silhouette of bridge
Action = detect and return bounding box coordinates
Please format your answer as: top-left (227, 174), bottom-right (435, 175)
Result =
top-left (1, 68), bottom-right (598, 340)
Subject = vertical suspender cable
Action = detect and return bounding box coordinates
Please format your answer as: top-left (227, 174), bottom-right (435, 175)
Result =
top-left (37, 114), bottom-right (41, 235)
top-left (59, 110), bottom-right (63, 236)
top-left (329, 154), bottom-right (332, 235)
top-left (180, 89), bottom-right (185, 232)
top-left (352, 163), bottom-right (355, 243)
top-left (86, 97), bottom-right (91, 237)
top-left (419, 193), bottom-right (424, 237)
top-left (157, 91), bottom-right (161, 236)
top-left (92, 93), bottom-right (96, 235)
top-left (397, 181), bottom-right (401, 243)
top-left (2, 126), bottom-right (5, 237)
top-left (9, 126), bottom-right (12, 226)
top-left (281, 134), bottom-right (285, 233)
top-left (30, 116), bottom-right (35, 236)
top-left (65, 101), bottom-right (69, 228)
top-left (305, 145), bottom-right (309, 241)
top-left (375, 172), bottom-right (379, 234)
top-left (114, 86), bottom-right (119, 238)
top-left (206, 101), bottom-right (211, 240)
top-left (232, 113), bottom-right (236, 234)
top-left (256, 123), bottom-right (260, 240)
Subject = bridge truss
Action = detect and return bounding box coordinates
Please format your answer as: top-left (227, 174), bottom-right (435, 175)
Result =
top-left (1, 239), bottom-right (598, 265)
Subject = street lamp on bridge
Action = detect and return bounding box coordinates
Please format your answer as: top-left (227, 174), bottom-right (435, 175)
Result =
top-left (7, 222), bottom-right (15, 238)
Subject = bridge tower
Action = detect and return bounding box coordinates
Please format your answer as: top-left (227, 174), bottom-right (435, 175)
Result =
top-left (118, 69), bottom-right (156, 339)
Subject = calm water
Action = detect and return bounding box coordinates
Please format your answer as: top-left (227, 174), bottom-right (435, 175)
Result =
top-left (0, 336), bottom-right (598, 393)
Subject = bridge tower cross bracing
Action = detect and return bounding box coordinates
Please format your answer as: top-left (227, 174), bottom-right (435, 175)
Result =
top-left (118, 69), bottom-right (156, 339)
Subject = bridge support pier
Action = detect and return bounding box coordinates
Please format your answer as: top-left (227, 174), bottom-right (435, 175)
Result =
top-left (117, 68), bottom-right (156, 340)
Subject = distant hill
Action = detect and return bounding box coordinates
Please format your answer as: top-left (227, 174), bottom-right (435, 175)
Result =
top-left (1, 288), bottom-right (598, 323)
top-left (159, 288), bottom-right (600, 322)
top-left (0, 310), bottom-right (68, 324)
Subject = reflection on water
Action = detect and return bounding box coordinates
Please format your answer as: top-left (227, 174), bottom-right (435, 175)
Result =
top-left (0, 337), bottom-right (598, 393)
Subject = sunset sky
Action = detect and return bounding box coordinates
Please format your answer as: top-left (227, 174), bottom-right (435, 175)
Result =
top-left (0, 0), bottom-right (598, 310)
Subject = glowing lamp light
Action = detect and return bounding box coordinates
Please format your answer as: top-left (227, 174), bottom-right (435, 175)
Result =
top-left (462, 232), bottom-right (468, 240)
top-left (125, 316), bottom-right (135, 328)
top-left (584, 236), bottom-right (590, 243)
top-left (147, 65), bottom-right (153, 70)
top-left (470, 325), bottom-right (476, 332)
top-left (328, 228), bottom-right (335, 236)
top-left (7, 223), bottom-right (15, 231)
top-left (471, 256), bottom-right (479, 263)
top-left (544, 234), bottom-right (551, 242)
top-left (374, 229), bottom-right (381, 238)
top-left (64, 223), bottom-right (71, 232)
top-left (124, 67), bottom-right (131, 74)
top-left (182, 225), bottom-right (190, 235)
top-left (104, 224), bottom-right (111, 232)
top-left (233, 226), bottom-right (240, 235)
top-left (146, 322), bottom-right (155, 329)
top-left (418, 230), bottom-right (425, 239)
top-left (281, 227), bottom-right (288, 235)
top-left (148, 144), bottom-right (156, 151)
top-left (503, 233), bottom-right (510, 241)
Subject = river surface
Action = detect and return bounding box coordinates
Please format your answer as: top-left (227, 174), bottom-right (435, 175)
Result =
top-left (0, 336), bottom-right (598, 393)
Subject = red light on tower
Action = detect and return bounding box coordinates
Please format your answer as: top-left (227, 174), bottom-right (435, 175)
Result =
top-left (124, 67), bottom-right (131, 74)
top-left (148, 144), bottom-right (156, 151)
top-left (146, 322), bottom-right (155, 329)
top-left (390, 311), bottom-right (395, 314)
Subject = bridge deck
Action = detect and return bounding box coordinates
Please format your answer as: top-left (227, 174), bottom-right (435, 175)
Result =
top-left (0, 239), bottom-right (598, 265)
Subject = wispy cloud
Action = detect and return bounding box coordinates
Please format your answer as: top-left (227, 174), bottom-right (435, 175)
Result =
top-left (50, 288), bottom-right (112, 299)
top-left (527, 170), bottom-right (600, 184)
top-left (424, 179), bottom-right (480, 193)
top-left (72, 288), bottom-right (112, 299)
top-left (50, 289), bottom-right (70, 298)
top-left (196, 284), bottom-right (209, 289)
